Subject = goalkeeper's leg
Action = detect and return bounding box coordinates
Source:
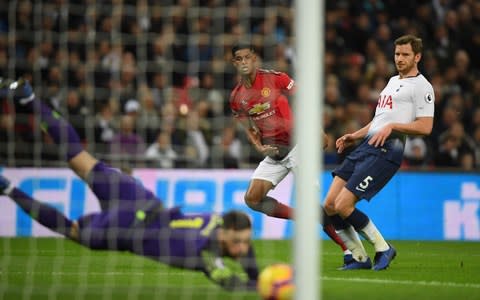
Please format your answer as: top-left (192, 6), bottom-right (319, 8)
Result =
top-left (0, 175), bottom-right (76, 238)
top-left (2, 78), bottom-right (97, 180)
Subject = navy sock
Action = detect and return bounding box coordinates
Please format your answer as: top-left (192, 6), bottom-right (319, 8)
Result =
top-left (344, 208), bottom-right (369, 231)
top-left (321, 209), bottom-right (348, 251)
top-left (320, 208), bottom-right (332, 226)
top-left (25, 99), bottom-right (83, 161)
top-left (10, 187), bottom-right (73, 237)
top-left (330, 214), bottom-right (350, 230)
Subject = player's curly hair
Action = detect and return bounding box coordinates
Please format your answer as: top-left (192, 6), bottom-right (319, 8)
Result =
top-left (394, 35), bottom-right (423, 54)
top-left (222, 210), bottom-right (252, 230)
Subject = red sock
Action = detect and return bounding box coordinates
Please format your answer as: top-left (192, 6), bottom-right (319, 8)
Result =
top-left (271, 201), bottom-right (293, 219)
top-left (323, 223), bottom-right (348, 251)
top-left (251, 196), bottom-right (294, 219)
top-left (273, 203), bottom-right (348, 253)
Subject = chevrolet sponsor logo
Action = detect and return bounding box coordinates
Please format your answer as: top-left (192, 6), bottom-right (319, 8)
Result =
top-left (248, 102), bottom-right (271, 115)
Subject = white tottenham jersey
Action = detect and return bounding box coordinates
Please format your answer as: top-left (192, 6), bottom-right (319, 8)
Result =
top-left (367, 74), bottom-right (435, 137)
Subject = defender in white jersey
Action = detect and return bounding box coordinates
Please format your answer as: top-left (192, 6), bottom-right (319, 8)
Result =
top-left (324, 35), bottom-right (435, 271)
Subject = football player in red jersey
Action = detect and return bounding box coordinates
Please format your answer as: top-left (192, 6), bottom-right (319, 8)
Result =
top-left (229, 43), bottom-right (353, 265)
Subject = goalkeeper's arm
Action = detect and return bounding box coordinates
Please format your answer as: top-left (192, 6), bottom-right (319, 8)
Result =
top-left (201, 250), bottom-right (257, 291)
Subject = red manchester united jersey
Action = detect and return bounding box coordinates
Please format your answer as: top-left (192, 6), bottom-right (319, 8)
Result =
top-left (229, 69), bottom-right (295, 147)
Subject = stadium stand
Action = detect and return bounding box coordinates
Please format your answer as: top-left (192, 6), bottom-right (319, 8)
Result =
top-left (0, 0), bottom-right (479, 170)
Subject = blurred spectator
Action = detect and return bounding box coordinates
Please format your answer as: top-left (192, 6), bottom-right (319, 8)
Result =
top-left (190, 72), bottom-right (225, 118)
top-left (94, 101), bottom-right (117, 155)
top-left (435, 121), bottom-right (475, 168)
top-left (150, 72), bottom-right (168, 109)
top-left (402, 137), bottom-right (430, 169)
top-left (431, 105), bottom-right (460, 149)
top-left (460, 152), bottom-right (475, 171)
top-left (145, 131), bottom-right (178, 169)
top-left (123, 98), bottom-right (140, 123)
top-left (210, 126), bottom-right (242, 169)
top-left (100, 40), bottom-right (123, 73)
top-left (453, 49), bottom-right (472, 92)
top-left (62, 90), bottom-right (88, 142)
top-left (184, 110), bottom-right (210, 167)
top-left (110, 115), bottom-right (146, 160)
top-left (136, 86), bottom-right (162, 144)
top-left (171, 110), bottom-right (210, 168)
top-left (435, 134), bottom-right (461, 168)
top-left (0, 114), bottom-right (14, 159)
top-left (472, 126), bottom-right (480, 169)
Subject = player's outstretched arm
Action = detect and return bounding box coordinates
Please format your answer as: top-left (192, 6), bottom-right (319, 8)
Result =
top-left (368, 116), bottom-right (433, 147)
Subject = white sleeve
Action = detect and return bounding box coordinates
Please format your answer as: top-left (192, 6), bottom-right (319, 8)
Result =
top-left (413, 80), bottom-right (435, 118)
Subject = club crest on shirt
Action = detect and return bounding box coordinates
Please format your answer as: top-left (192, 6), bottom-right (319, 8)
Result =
top-left (248, 102), bottom-right (271, 115)
top-left (261, 87), bottom-right (271, 97)
top-left (424, 92), bottom-right (433, 103)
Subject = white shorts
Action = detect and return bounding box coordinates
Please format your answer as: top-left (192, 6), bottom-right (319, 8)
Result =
top-left (251, 146), bottom-right (297, 186)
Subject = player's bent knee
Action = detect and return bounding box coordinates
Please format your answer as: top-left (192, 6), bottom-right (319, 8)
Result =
top-left (334, 201), bottom-right (354, 217)
top-left (245, 192), bottom-right (265, 212)
top-left (244, 190), bottom-right (261, 206)
top-left (245, 198), bottom-right (262, 211)
top-left (323, 200), bottom-right (337, 215)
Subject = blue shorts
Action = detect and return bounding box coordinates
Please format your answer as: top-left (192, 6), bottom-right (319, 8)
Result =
top-left (332, 150), bottom-right (400, 201)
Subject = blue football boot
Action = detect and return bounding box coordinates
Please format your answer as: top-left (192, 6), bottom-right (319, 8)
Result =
top-left (343, 253), bottom-right (353, 265)
top-left (339, 256), bottom-right (372, 270)
top-left (373, 244), bottom-right (397, 271)
top-left (0, 77), bottom-right (35, 104)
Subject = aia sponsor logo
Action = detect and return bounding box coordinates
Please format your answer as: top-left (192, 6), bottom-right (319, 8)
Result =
top-left (377, 95), bottom-right (393, 109)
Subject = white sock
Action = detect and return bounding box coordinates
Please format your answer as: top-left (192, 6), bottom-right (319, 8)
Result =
top-left (336, 226), bottom-right (369, 262)
top-left (358, 220), bottom-right (389, 252)
top-left (8, 80), bottom-right (35, 105)
top-left (19, 93), bottom-right (35, 105)
top-left (2, 183), bottom-right (14, 195)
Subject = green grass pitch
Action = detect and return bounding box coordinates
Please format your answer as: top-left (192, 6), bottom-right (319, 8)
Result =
top-left (1, 238), bottom-right (480, 300)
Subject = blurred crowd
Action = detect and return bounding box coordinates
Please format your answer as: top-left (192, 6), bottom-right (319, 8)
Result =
top-left (0, 0), bottom-right (479, 171)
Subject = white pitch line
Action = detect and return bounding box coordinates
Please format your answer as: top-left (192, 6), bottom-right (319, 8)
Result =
top-left (3, 270), bottom-right (480, 290)
top-left (0, 271), bottom-right (191, 276)
top-left (322, 276), bottom-right (480, 289)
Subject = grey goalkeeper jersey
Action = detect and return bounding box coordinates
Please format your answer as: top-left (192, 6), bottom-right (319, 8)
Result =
top-left (367, 73), bottom-right (435, 137)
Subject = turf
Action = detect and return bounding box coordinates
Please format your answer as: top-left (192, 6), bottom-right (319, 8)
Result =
top-left (1, 238), bottom-right (480, 300)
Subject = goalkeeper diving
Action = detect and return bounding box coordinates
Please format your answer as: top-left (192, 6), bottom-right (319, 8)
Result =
top-left (0, 78), bottom-right (258, 291)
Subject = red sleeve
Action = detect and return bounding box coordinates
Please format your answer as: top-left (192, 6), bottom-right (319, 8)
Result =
top-left (276, 72), bottom-right (295, 95)
top-left (229, 87), bottom-right (247, 119)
